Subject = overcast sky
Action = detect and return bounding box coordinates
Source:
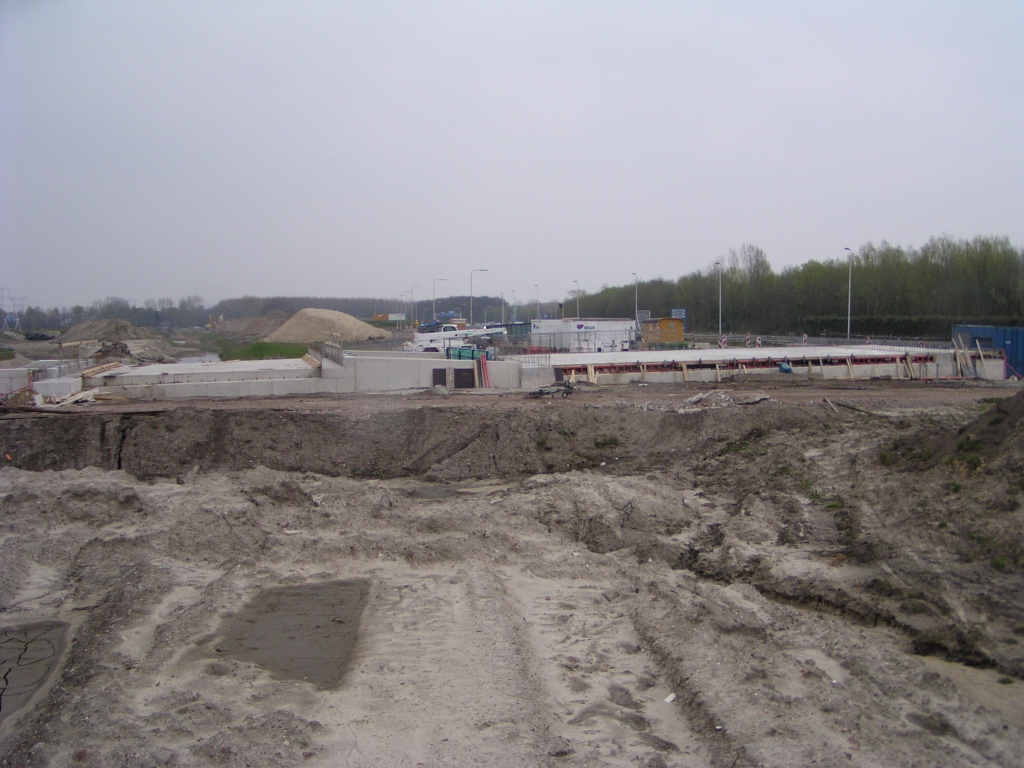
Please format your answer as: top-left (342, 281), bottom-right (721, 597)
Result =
top-left (1, 1), bottom-right (1022, 309)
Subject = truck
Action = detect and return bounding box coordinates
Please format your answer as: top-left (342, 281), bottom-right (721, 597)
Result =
top-left (403, 324), bottom-right (507, 353)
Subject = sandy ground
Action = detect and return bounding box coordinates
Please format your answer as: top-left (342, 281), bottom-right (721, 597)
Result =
top-left (2, 380), bottom-right (1024, 767)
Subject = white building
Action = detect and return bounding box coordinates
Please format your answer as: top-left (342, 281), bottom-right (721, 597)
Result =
top-left (530, 318), bottom-right (638, 353)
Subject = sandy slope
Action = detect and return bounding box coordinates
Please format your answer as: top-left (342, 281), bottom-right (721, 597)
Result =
top-left (1, 384), bottom-right (1024, 766)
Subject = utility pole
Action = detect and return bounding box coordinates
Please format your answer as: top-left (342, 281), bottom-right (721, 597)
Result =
top-left (574, 280), bottom-right (580, 318)
top-left (432, 278), bottom-right (447, 323)
top-left (845, 247), bottom-right (853, 339)
top-left (470, 268), bottom-right (487, 326)
top-left (632, 272), bottom-right (638, 322)
top-left (716, 261), bottom-right (723, 337)
top-left (534, 284), bottom-right (540, 320)
top-left (410, 285), bottom-right (420, 327)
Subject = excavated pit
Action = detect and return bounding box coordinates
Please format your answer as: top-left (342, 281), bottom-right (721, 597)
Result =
top-left (1, 386), bottom-right (1023, 767)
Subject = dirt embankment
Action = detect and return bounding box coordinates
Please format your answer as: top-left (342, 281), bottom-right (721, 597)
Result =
top-left (0, 400), bottom-right (822, 480)
top-left (2, 388), bottom-right (1024, 767)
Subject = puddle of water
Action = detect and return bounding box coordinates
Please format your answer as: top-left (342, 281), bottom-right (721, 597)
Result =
top-left (0, 621), bottom-right (69, 726)
top-left (920, 656), bottom-right (1024, 729)
top-left (213, 580), bottom-right (368, 689)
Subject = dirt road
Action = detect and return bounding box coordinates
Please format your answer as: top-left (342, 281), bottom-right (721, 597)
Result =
top-left (1, 380), bottom-right (1023, 766)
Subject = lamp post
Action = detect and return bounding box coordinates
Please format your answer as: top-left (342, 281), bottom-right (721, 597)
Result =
top-left (574, 280), bottom-right (580, 318)
top-left (410, 285), bottom-right (420, 327)
top-left (500, 294), bottom-right (505, 325)
top-left (470, 269), bottom-right (487, 326)
top-left (715, 260), bottom-right (723, 337)
top-left (845, 247), bottom-right (852, 339)
top-left (432, 278), bottom-right (447, 323)
top-left (632, 272), bottom-right (638, 322)
top-left (399, 291), bottom-right (409, 328)
top-left (510, 290), bottom-right (516, 323)
top-left (534, 284), bottom-right (540, 320)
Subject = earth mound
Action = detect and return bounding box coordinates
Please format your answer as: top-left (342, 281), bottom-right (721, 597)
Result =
top-left (217, 310), bottom-right (292, 338)
top-left (266, 308), bottom-right (390, 343)
top-left (58, 320), bottom-right (163, 344)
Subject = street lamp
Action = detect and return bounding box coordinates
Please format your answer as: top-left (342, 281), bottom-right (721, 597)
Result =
top-left (510, 290), bottom-right (516, 323)
top-left (399, 290), bottom-right (409, 328)
top-left (715, 260), bottom-right (723, 337)
top-left (845, 247), bottom-right (852, 339)
top-left (432, 278), bottom-right (447, 323)
top-left (534, 284), bottom-right (540, 320)
top-left (574, 280), bottom-right (580, 318)
top-left (470, 268), bottom-right (488, 326)
top-left (632, 272), bottom-right (638, 323)
top-left (500, 294), bottom-right (505, 325)
top-left (410, 285), bottom-right (420, 327)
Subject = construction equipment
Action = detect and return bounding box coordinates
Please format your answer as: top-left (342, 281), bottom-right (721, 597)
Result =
top-left (525, 382), bottom-right (577, 399)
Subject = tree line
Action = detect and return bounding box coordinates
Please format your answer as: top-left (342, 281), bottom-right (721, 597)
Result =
top-left (13, 235), bottom-right (1023, 337)
top-left (574, 236), bottom-right (1023, 337)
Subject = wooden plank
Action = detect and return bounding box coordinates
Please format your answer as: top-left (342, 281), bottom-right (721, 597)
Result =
top-left (301, 354), bottom-right (321, 368)
top-left (846, 358), bottom-right (854, 378)
top-left (681, 363), bottom-right (689, 382)
top-left (80, 361), bottom-right (122, 378)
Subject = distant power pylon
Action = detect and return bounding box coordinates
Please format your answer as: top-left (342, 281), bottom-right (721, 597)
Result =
top-left (0, 288), bottom-right (26, 331)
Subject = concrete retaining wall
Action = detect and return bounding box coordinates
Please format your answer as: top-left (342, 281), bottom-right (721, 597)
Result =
top-left (34, 377), bottom-right (83, 399)
top-left (521, 367), bottom-right (557, 388)
top-left (0, 369), bottom-right (31, 395)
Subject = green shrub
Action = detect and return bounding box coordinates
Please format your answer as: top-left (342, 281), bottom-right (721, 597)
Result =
top-left (594, 435), bottom-right (620, 449)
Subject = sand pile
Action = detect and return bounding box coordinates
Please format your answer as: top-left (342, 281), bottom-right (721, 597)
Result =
top-left (266, 308), bottom-right (390, 343)
top-left (58, 320), bottom-right (163, 344)
top-left (0, 352), bottom-right (32, 369)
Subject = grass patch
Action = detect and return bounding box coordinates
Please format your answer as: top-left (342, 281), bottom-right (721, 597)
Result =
top-left (998, 677), bottom-right (1015, 685)
top-left (878, 451), bottom-right (894, 466)
top-left (992, 556), bottom-right (1007, 572)
top-left (948, 481), bottom-right (961, 493)
top-left (0, 347), bottom-right (14, 362)
top-left (217, 339), bottom-right (308, 360)
top-left (594, 435), bottom-right (621, 449)
top-left (536, 434), bottom-right (552, 451)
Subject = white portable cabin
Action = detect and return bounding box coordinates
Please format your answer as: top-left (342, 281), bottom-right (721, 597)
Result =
top-left (530, 318), bottom-right (638, 353)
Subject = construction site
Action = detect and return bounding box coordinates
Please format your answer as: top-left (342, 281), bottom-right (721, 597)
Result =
top-left (2, 311), bottom-right (1024, 768)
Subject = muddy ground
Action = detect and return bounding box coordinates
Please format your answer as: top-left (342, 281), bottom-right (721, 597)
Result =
top-left (2, 380), bottom-right (1024, 767)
